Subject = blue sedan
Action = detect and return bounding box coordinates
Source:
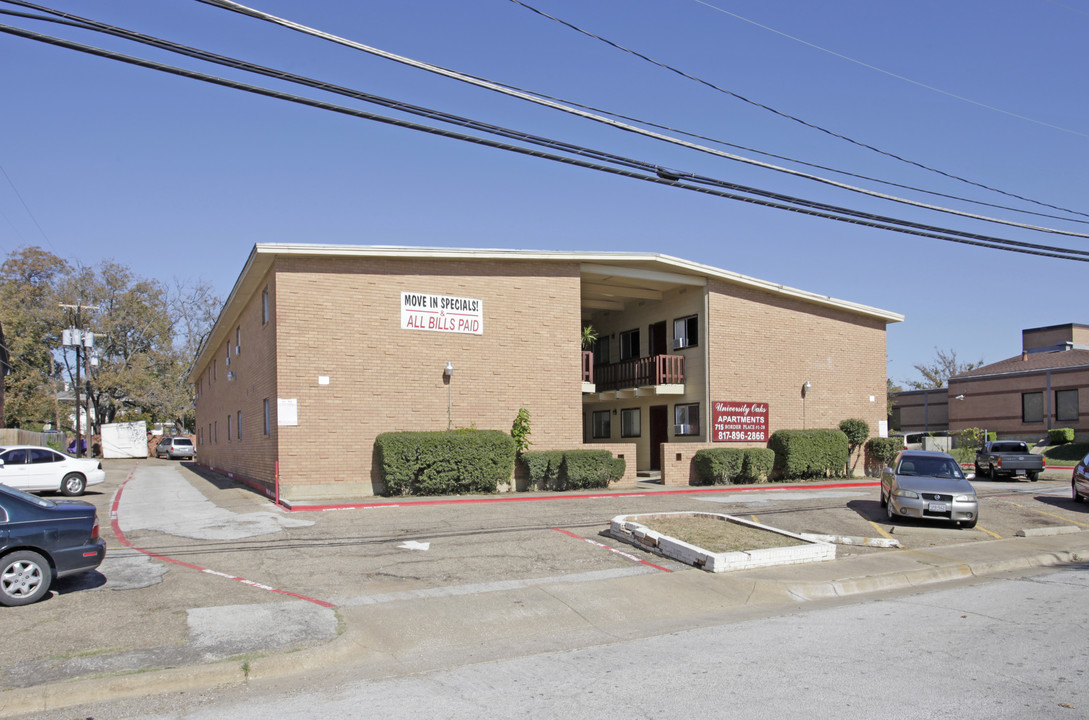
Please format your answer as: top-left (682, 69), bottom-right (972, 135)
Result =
top-left (0, 483), bottom-right (106, 606)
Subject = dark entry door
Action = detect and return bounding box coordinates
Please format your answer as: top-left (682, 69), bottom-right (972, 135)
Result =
top-left (649, 405), bottom-right (668, 471)
top-left (649, 321), bottom-right (667, 357)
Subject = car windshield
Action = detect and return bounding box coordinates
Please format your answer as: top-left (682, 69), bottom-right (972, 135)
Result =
top-left (898, 458), bottom-right (964, 479)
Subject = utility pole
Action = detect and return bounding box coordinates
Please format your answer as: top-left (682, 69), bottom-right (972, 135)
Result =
top-left (60, 303), bottom-right (98, 457)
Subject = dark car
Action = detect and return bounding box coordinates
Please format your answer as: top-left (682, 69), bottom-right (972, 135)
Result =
top-left (880, 450), bottom-right (979, 528)
top-left (0, 483), bottom-right (106, 606)
top-left (155, 436), bottom-right (195, 460)
top-left (1073, 452), bottom-right (1089, 504)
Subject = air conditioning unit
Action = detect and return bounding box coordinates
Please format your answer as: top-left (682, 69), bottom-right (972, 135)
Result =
top-left (674, 424), bottom-right (691, 435)
top-left (672, 339), bottom-right (686, 350)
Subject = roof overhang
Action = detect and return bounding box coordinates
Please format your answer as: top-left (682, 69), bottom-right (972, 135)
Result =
top-left (190, 244), bottom-right (904, 381)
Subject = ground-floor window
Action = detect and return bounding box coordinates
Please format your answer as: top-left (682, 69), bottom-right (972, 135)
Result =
top-left (621, 408), bottom-right (641, 437)
top-left (263, 398), bottom-right (271, 435)
top-left (1056, 389), bottom-right (1079, 422)
top-left (237, 410), bottom-right (242, 440)
top-left (1022, 392), bottom-right (1043, 423)
top-left (592, 410), bottom-right (611, 439)
top-left (674, 403), bottom-right (700, 435)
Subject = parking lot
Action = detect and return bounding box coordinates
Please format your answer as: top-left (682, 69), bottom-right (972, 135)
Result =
top-left (3, 458), bottom-right (1086, 691)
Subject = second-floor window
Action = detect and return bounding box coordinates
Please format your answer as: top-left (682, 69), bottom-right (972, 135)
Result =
top-left (674, 315), bottom-right (698, 349)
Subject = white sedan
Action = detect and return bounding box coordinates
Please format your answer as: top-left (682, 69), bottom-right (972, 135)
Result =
top-left (0, 445), bottom-right (106, 496)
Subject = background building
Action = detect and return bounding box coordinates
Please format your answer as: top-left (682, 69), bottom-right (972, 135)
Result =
top-left (191, 245), bottom-right (901, 502)
top-left (949, 323), bottom-right (1088, 442)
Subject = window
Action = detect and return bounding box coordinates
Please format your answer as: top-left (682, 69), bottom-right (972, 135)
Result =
top-left (1056, 389), bottom-right (1079, 422)
top-left (619, 329), bottom-right (640, 361)
top-left (592, 410), bottom-right (611, 439)
top-left (225, 344), bottom-right (230, 367)
top-left (263, 398), bottom-right (271, 436)
top-left (1022, 392), bottom-right (1044, 423)
top-left (214, 421), bottom-right (218, 443)
top-left (674, 403), bottom-right (700, 435)
top-left (673, 315), bottom-right (698, 349)
top-left (227, 414), bottom-right (232, 441)
top-left (621, 408), bottom-right (641, 437)
top-left (236, 327), bottom-right (241, 355)
top-left (213, 359), bottom-right (217, 381)
top-left (262, 287), bottom-right (269, 324)
top-left (237, 411), bottom-right (242, 439)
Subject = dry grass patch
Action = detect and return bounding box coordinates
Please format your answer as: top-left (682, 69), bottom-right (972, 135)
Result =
top-left (640, 513), bottom-right (807, 554)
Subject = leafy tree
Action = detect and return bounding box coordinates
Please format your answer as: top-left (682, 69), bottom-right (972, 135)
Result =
top-left (838, 418), bottom-right (870, 476)
top-left (0, 247), bottom-right (69, 428)
top-left (904, 347), bottom-right (984, 390)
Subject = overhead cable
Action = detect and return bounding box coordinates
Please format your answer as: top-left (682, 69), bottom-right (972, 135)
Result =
top-left (508, 0), bottom-right (1089, 221)
top-left (1, 21), bottom-right (1087, 264)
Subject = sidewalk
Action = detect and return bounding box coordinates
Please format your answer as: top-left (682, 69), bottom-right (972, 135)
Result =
top-left (4, 519), bottom-right (1086, 718)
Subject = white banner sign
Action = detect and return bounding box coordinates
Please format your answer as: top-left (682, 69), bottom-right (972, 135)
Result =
top-left (401, 292), bottom-right (483, 335)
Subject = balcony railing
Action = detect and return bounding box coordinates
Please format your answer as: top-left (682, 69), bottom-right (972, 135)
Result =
top-left (591, 354), bottom-right (685, 392)
top-left (582, 351), bottom-right (594, 384)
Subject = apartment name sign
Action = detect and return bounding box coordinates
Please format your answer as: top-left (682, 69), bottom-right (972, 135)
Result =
top-left (401, 292), bottom-right (483, 335)
top-left (712, 401), bottom-right (769, 442)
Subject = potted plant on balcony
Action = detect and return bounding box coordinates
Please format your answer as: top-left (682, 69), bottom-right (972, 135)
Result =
top-left (581, 324), bottom-right (598, 349)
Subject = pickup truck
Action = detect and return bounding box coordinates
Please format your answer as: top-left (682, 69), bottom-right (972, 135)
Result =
top-left (974, 441), bottom-right (1045, 481)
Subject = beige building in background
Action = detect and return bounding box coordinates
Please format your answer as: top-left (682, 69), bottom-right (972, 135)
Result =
top-left (191, 245), bottom-right (902, 503)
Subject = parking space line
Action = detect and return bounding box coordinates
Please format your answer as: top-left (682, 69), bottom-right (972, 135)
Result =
top-left (552, 528), bottom-right (672, 572)
top-left (975, 525), bottom-right (1002, 539)
top-left (993, 499), bottom-right (1089, 529)
top-left (750, 515), bottom-right (760, 524)
top-left (110, 469), bottom-right (337, 608)
top-left (867, 521), bottom-right (894, 540)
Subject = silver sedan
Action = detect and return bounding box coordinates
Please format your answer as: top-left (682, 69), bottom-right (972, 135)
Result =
top-left (880, 450), bottom-right (978, 528)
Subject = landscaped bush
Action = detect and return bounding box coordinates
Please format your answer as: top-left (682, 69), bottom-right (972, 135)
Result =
top-left (865, 437), bottom-right (903, 476)
top-left (768, 429), bottom-right (849, 480)
top-left (693, 448), bottom-right (775, 485)
top-left (1049, 428), bottom-right (1075, 445)
top-left (520, 449), bottom-right (624, 490)
top-left (375, 429), bottom-right (516, 496)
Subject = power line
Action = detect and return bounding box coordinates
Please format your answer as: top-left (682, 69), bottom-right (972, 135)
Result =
top-left (183, 0), bottom-right (1089, 239)
top-left (508, 0), bottom-right (1089, 221)
top-left (690, 0), bottom-right (1089, 139)
top-left (1, 20), bottom-right (1087, 264)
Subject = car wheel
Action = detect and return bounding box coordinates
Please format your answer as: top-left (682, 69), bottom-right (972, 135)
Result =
top-left (1028, 471), bottom-right (1039, 482)
top-left (886, 498), bottom-right (896, 521)
top-left (0, 550), bottom-right (52, 606)
top-left (1074, 480), bottom-right (1084, 504)
top-left (974, 463), bottom-right (982, 475)
top-left (879, 489), bottom-right (887, 508)
top-left (61, 473), bottom-right (86, 496)
top-left (988, 464), bottom-right (996, 480)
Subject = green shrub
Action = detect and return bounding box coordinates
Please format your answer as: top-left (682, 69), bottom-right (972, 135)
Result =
top-left (865, 437), bottom-right (903, 476)
top-left (768, 429), bottom-right (849, 480)
top-left (521, 449), bottom-right (624, 490)
top-left (693, 448), bottom-right (775, 484)
top-left (375, 430), bottom-right (516, 496)
top-left (839, 418), bottom-right (870, 475)
top-left (1049, 428), bottom-right (1075, 445)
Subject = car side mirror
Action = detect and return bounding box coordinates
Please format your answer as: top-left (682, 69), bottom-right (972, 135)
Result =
top-left (965, 472), bottom-right (976, 480)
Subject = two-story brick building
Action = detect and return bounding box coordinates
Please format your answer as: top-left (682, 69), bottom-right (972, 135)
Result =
top-left (191, 245), bottom-right (902, 503)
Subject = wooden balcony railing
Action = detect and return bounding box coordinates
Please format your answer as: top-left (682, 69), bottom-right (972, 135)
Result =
top-left (591, 354), bottom-right (685, 392)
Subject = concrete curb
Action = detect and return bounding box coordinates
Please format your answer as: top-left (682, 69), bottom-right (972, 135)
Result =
top-left (3, 533), bottom-right (1086, 718)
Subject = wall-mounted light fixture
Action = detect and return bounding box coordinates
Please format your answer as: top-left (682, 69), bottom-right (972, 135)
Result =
top-left (444, 361), bottom-right (454, 377)
top-left (802, 381), bottom-right (812, 428)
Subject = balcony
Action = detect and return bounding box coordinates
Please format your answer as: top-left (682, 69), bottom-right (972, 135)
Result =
top-left (583, 353), bottom-right (685, 396)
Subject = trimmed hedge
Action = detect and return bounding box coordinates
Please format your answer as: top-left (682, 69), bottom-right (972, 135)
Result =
top-left (1049, 428), bottom-right (1075, 445)
top-left (693, 448), bottom-right (775, 485)
top-left (865, 437), bottom-right (903, 476)
top-left (375, 429), bottom-right (516, 496)
top-left (769, 429), bottom-right (849, 480)
top-left (521, 449), bottom-right (625, 491)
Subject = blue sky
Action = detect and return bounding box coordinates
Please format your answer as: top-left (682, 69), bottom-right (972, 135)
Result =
top-left (1, 0), bottom-right (1086, 383)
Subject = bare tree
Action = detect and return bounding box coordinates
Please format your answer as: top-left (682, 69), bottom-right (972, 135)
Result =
top-left (904, 347), bottom-right (984, 390)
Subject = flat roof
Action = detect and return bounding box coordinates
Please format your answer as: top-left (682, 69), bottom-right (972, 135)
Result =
top-left (190, 244), bottom-right (903, 379)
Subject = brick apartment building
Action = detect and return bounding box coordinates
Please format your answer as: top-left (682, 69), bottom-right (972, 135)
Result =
top-left (191, 245), bottom-right (902, 502)
top-left (948, 323), bottom-right (1089, 442)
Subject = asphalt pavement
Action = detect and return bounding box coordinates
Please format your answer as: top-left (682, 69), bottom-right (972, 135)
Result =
top-left (2, 460), bottom-right (1087, 718)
